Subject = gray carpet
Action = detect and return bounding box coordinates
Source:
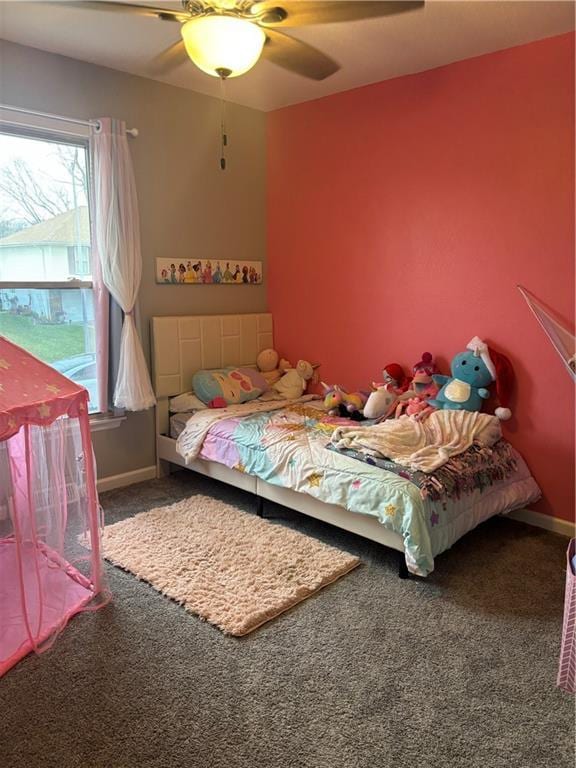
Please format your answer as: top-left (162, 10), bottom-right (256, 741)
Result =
top-left (0, 471), bottom-right (573, 768)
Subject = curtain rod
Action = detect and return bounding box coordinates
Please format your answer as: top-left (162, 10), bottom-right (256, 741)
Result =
top-left (0, 104), bottom-right (139, 137)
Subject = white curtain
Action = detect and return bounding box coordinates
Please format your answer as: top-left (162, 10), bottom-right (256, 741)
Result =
top-left (90, 118), bottom-right (156, 411)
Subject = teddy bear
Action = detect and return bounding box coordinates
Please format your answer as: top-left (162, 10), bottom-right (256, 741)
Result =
top-left (429, 336), bottom-right (514, 420)
top-left (256, 349), bottom-right (293, 386)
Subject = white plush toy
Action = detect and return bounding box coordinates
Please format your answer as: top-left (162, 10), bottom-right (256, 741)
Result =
top-left (363, 384), bottom-right (416, 421)
top-left (363, 386), bottom-right (398, 420)
top-left (273, 360), bottom-right (314, 400)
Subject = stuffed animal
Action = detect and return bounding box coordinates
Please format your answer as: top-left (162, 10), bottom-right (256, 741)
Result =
top-left (320, 382), bottom-right (345, 415)
top-left (395, 396), bottom-right (436, 421)
top-left (273, 360), bottom-right (314, 400)
top-left (412, 352), bottom-right (438, 378)
top-left (409, 353), bottom-right (440, 415)
top-left (411, 360), bottom-right (440, 402)
top-left (412, 374), bottom-right (439, 399)
top-left (341, 390), bottom-right (369, 415)
top-left (256, 351), bottom-right (298, 385)
top-left (363, 385), bottom-right (398, 421)
top-left (394, 369), bottom-right (439, 420)
top-left (380, 363), bottom-right (412, 394)
top-left (256, 349), bottom-right (282, 385)
top-left (256, 348), bottom-right (282, 385)
top-left (429, 336), bottom-right (514, 420)
top-left (320, 383), bottom-right (368, 418)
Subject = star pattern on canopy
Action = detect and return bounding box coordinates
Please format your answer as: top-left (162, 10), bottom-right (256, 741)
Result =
top-left (37, 403), bottom-right (51, 418)
top-left (0, 337), bottom-right (89, 441)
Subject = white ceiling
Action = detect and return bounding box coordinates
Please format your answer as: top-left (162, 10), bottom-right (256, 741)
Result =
top-left (0, 1), bottom-right (574, 111)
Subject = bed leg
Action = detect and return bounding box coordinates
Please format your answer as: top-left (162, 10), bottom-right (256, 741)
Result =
top-left (157, 458), bottom-right (172, 479)
top-left (256, 497), bottom-right (264, 518)
top-left (398, 552), bottom-right (410, 580)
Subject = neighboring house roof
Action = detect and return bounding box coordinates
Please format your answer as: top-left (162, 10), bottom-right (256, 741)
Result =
top-left (0, 206), bottom-right (90, 247)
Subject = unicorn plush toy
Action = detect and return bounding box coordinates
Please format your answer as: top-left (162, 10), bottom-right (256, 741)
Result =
top-left (320, 383), bottom-right (368, 418)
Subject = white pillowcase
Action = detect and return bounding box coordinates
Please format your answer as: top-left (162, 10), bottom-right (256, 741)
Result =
top-left (169, 391), bottom-right (208, 413)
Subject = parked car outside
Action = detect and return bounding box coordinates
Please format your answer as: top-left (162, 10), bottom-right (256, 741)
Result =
top-left (51, 353), bottom-right (99, 411)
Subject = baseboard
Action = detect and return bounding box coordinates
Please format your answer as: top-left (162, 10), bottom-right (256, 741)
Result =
top-left (97, 466), bottom-right (157, 493)
top-left (507, 508), bottom-right (574, 538)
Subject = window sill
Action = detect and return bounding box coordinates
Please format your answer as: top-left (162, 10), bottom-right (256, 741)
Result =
top-left (89, 413), bottom-right (127, 432)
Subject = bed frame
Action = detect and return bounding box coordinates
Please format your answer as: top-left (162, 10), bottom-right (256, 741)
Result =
top-left (151, 313), bottom-right (409, 577)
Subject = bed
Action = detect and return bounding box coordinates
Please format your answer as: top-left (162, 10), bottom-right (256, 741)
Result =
top-left (152, 313), bottom-right (541, 577)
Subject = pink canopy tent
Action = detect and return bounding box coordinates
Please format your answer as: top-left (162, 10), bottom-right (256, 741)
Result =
top-left (0, 337), bottom-right (109, 676)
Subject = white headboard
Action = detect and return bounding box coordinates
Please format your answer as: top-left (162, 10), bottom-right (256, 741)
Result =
top-left (151, 313), bottom-right (273, 399)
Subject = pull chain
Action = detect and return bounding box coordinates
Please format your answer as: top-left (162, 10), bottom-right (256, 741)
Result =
top-left (219, 72), bottom-right (228, 171)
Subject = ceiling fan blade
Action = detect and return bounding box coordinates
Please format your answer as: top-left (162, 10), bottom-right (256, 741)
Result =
top-left (46, 1), bottom-right (187, 22)
top-left (149, 40), bottom-right (190, 75)
top-left (261, 28), bottom-right (339, 80)
top-left (253, 1), bottom-right (424, 27)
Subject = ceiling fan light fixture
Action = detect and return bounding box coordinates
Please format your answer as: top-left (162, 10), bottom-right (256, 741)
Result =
top-left (181, 15), bottom-right (266, 78)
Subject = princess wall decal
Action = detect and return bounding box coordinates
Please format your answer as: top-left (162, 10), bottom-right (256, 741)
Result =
top-left (155, 257), bottom-right (262, 285)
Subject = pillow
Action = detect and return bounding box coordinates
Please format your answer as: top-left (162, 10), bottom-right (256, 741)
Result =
top-left (169, 391), bottom-right (208, 414)
top-left (192, 367), bottom-right (269, 407)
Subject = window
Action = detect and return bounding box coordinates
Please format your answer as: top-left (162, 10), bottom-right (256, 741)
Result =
top-left (0, 128), bottom-right (101, 413)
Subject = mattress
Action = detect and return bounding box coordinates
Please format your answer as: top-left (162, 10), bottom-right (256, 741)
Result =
top-left (170, 411), bottom-right (194, 440)
top-left (174, 402), bottom-right (542, 576)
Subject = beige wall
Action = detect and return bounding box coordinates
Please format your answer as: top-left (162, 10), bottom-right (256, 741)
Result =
top-left (0, 40), bottom-right (267, 478)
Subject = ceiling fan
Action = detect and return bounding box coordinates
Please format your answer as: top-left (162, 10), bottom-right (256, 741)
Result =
top-left (56, 1), bottom-right (425, 80)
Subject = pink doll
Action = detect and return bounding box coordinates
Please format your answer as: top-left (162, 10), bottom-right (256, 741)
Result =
top-left (395, 359), bottom-right (440, 419)
top-left (395, 396), bottom-right (435, 421)
top-left (412, 372), bottom-right (439, 399)
top-left (411, 357), bottom-right (440, 402)
top-left (413, 352), bottom-right (438, 378)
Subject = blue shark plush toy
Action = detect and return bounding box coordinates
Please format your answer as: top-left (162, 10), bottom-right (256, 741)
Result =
top-left (429, 337), bottom-right (513, 420)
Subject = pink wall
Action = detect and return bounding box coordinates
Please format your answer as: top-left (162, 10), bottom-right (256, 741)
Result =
top-left (267, 33), bottom-right (575, 522)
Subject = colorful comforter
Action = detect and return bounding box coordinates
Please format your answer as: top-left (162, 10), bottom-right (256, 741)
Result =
top-left (327, 439), bottom-right (520, 503)
top-left (176, 401), bottom-right (541, 576)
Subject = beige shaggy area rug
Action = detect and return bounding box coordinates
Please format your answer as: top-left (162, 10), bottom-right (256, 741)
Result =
top-left (102, 495), bottom-right (360, 636)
